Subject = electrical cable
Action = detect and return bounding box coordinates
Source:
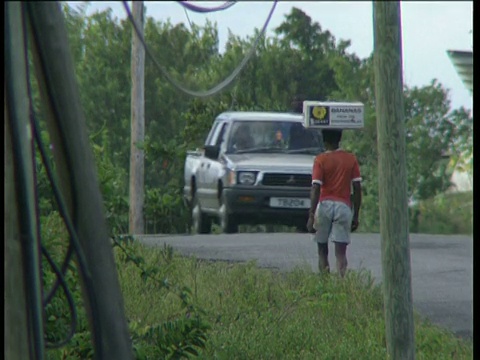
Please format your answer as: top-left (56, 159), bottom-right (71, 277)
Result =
top-left (5, 3), bottom-right (46, 359)
top-left (23, 4), bottom-right (81, 350)
top-left (181, 6), bottom-right (215, 78)
top-left (24, 12), bottom-right (77, 349)
top-left (27, 23), bottom-right (51, 360)
top-left (122, 0), bottom-right (277, 98)
top-left (43, 245), bottom-right (74, 306)
top-left (28, 64), bottom-right (104, 358)
top-left (229, 84), bottom-right (239, 110)
top-left (177, 1), bottom-right (236, 13)
top-left (41, 245), bottom-right (78, 349)
top-left (24, 0), bottom-right (76, 321)
top-left (26, 3), bottom-right (104, 356)
top-left (182, 5), bottom-right (194, 32)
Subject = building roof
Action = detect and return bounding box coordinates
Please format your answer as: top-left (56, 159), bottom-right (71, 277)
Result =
top-left (447, 50), bottom-right (473, 95)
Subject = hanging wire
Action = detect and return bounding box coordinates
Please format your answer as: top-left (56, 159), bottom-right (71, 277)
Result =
top-left (26, 2), bottom-right (104, 355)
top-left (23, 6), bottom-right (80, 349)
top-left (41, 245), bottom-right (78, 348)
top-left (182, 6), bottom-right (210, 70)
top-left (177, 1), bottom-right (236, 13)
top-left (43, 245), bottom-right (74, 306)
top-left (182, 4), bottom-right (194, 30)
top-left (5, 3), bottom-right (45, 359)
top-left (229, 84), bottom-right (239, 110)
top-left (28, 59), bottom-right (104, 357)
top-left (122, 0), bottom-right (277, 98)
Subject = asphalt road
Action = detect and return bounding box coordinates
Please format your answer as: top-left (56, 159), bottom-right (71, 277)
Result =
top-left (138, 232), bottom-right (473, 339)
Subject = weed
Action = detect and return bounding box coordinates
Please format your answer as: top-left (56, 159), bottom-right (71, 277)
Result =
top-left (41, 212), bottom-right (473, 359)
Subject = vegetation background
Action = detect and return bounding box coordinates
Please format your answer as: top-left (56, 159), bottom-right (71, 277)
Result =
top-left (36, 3), bottom-right (472, 359)
top-left (32, 3), bottom-right (472, 237)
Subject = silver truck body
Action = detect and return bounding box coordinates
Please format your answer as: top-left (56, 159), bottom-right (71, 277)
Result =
top-left (183, 111), bottom-right (324, 233)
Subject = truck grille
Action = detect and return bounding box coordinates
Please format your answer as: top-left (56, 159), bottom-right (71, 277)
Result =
top-left (262, 173), bottom-right (312, 187)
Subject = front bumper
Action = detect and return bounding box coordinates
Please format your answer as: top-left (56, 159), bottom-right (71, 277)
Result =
top-left (223, 187), bottom-right (311, 226)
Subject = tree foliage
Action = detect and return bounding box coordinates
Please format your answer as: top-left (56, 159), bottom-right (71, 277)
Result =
top-left (53, 4), bottom-right (473, 235)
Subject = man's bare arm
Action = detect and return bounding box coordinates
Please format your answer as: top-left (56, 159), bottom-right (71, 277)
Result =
top-left (351, 181), bottom-right (362, 231)
top-left (309, 183), bottom-right (321, 217)
top-left (306, 183), bottom-right (321, 233)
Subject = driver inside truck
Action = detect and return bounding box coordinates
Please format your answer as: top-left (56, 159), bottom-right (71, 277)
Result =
top-left (272, 129), bottom-right (286, 148)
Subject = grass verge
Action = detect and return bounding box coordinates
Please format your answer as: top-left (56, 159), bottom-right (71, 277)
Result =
top-left (117, 241), bottom-right (473, 360)
top-left (41, 211), bottom-right (472, 359)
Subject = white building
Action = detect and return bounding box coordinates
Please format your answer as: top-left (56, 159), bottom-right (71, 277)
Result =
top-left (447, 50), bottom-right (473, 95)
top-left (446, 50), bottom-right (473, 193)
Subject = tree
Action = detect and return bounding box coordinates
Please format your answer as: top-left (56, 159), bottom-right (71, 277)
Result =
top-left (403, 80), bottom-right (470, 202)
top-left (274, 7), bottom-right (339, 101)
top-left (58, 4), bottom-right (472, 234)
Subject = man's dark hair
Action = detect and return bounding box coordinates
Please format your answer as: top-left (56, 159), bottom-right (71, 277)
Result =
top-left (322, 129), bottom-right (343, 145)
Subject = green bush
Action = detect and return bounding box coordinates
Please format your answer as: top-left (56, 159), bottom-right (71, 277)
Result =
top-left (410, 191), bottom-right (472, 234)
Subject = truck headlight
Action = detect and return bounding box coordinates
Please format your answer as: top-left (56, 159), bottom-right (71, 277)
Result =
top-left (228, 170), bottom-right (236, 185)
top-left (238, 171), bottom-right (256, 185)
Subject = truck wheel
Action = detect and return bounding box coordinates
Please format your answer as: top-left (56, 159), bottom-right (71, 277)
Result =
top-left (192, 194), bottom-right (211, 234)
top-left (219, 193), bottom-right (238, 234)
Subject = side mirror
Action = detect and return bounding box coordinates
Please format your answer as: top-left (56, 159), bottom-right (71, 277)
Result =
top-left (204, 145), bottom-right (220, 160)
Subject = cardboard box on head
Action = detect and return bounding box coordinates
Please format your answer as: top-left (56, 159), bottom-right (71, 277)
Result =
top-left (303, 101), bottom-right (364, 129)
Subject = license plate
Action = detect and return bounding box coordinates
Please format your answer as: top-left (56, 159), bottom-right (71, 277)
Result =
top-left (269, 197), bottom-right (311, 209)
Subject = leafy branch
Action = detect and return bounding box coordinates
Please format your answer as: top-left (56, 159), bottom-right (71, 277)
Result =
top-left (112, 235), bottom-right (211, 359)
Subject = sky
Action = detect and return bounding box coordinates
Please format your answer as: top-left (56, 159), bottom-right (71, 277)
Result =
top-left (68, 1), bottom-right (473, 112)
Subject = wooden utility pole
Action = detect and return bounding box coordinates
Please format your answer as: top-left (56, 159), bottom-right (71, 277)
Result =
top-left (129, 1), bottom-right (145, 234)
top-left (373, 2), bottom-right (415, 359)
top-left (27, 3), bottom-right (134, 358)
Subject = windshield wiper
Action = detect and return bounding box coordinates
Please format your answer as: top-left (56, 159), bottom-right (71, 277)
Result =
top-left (235, 146), bottom-right (287, 154)
top-left (286, 147), bottom-right (324, 154)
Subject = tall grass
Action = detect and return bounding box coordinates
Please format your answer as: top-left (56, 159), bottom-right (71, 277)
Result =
top-left (117, 241), bottom-right (472, 360)
top-left (42, 211), bottom-right (472, 359)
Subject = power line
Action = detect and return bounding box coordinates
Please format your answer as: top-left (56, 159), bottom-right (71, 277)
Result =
top-left (177, 1), bottom-right (236, 13)
top-left (6, 3), bottom-right (45, 358)
top-left (181, 5), bottom-right (215, 74)
top-left (181, 5), bottom-right (239, 109)
top-left (29, 83), bottom-right (104, 355)
top-left (25, 3), bottom-right (105, 354)
top-left (43, 245), bottom-right (74, 306)
top-left (182, 5), bottom-right (194, 30)
top-left (122, 0), bottom-right (278, 98)
top-left (41, 245), bottom-right (78, 349)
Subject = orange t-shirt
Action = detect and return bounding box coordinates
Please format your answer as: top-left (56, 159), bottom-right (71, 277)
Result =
top-left (312, 149), bottom-right (362, 207)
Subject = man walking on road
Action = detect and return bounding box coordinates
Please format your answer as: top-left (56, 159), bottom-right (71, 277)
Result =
top-left (307, 129), bottom-right (362, 277)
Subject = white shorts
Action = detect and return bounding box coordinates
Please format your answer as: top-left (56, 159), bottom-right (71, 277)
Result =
top-left (312, 200), bottom-right (353, 245)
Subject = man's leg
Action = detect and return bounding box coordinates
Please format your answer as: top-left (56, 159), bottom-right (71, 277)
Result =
top-left (317, 243), bottom-right (329, 273)
top-left (313, 201), bottom-right (333, 274)
top-left (334, 242), bottom-right (348, 277)
top-left (331, 202), bottom-right (352, 277)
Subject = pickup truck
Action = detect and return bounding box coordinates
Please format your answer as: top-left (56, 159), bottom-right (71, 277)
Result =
top-left (183, 111), bottom-right (324, 234)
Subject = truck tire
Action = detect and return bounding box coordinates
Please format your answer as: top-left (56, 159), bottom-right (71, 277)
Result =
top-left (219, 193), bottom-right (238, 234)
top-left (191, 193), bottom-right (211, 234)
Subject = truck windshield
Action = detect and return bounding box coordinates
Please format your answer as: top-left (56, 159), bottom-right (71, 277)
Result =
top-left (227, 120), bottom-right (324, 154)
